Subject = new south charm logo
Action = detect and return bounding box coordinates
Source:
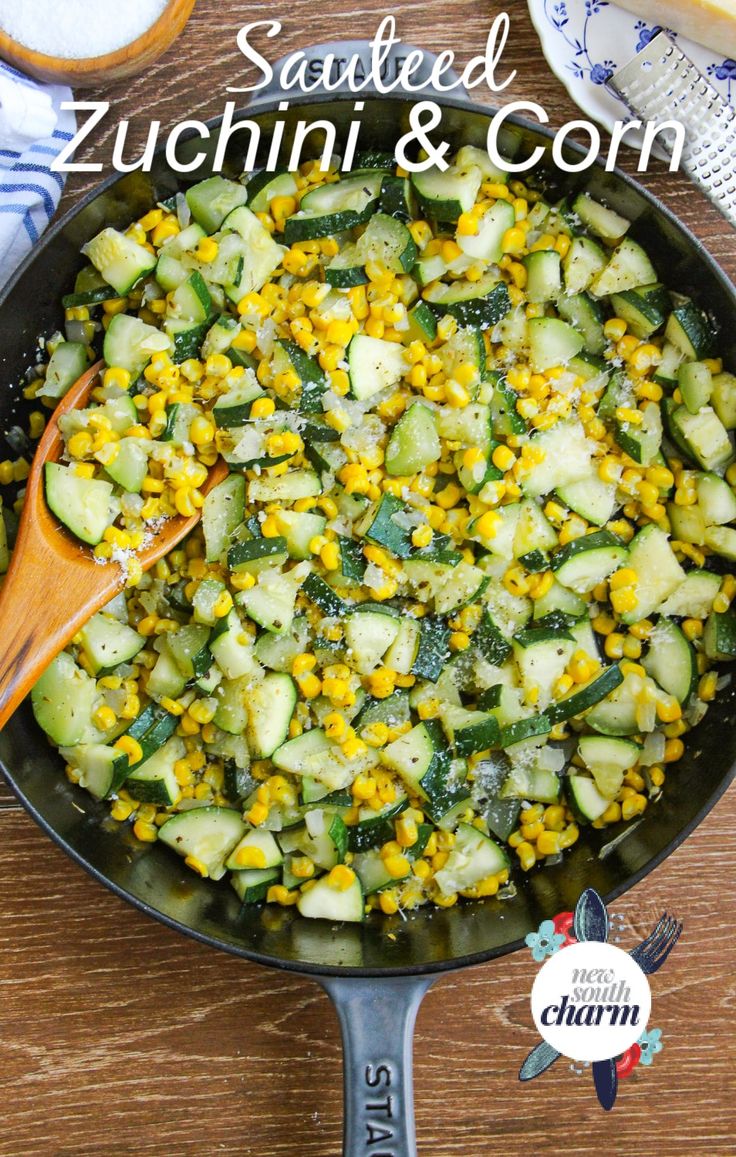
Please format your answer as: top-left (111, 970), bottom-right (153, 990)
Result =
top-left (519, 888), bottom-right (681, 1110)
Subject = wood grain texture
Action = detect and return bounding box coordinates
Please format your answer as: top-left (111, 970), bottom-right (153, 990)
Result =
top-left (1, 2), bottom-right (735, 1154)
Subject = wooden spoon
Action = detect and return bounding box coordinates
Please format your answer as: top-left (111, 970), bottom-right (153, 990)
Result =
top-left (0, 360), bottom-right (227, 730)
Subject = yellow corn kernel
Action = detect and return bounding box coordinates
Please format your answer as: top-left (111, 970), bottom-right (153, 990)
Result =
top-left (558, 822), bottom-right (579, 850)
top-left (395, 815), bottom-right (418, 849)
top-left (628, 619), bottom-right (653, 641)
top-left (320, 541), bottom-right (340, 571)
top-left (603, 317), bottom-right (627, 342)
top-left (347, 774), bottom-right (375, 804)
top-left (622, 636), bottom-right (642, 660)
top-left (520, 800), bottom-right (543, 828)
top-left (190, 415), bottom-right (215, 445)
top-left (384, 853), bottom-right (411, 879)
top-left (188, 699), bottom-right (217, 726)
top-left (435, 482), bottom-right (462, 510)
top-left (92, 704), bottom-right (117, 731)
top-left (235, 845), bottom-right (268, 869)
top-left (664, 717), bottom-right (688, 737)
top-left (503, 565), bottom-right (530, 597)
top-left (327, 865), bottom-right (357, 891)
top-left (663, 736), bottom-right (685, 763)
top-left (611, 588), bottom-right (638, 615)
top-left (342, 734), bottom-right (367, 760)
top-left (449, 631), bottom-right (471, 652)
top-left (441, 379), bottom-right (468, 409)
top-left (361, 721), bottom-right (389, 749)
top-left (246, 801), bottom-right (269, 826)
top-left (138, 208), bottom-right (164, 232)
top-left (522, 568), bottom-right (549, 603)
top-left (191, 235), bottom-right (218, 263)
top-left (292, 653), bottom-right (316, 677)
top-left (230, 570), bottom-right (256, 592)
top-left (623, 769), bottom-right (646, 792)
top-left (474, 510), bottom-right (501, 540)
top-left (554, 673), bottom-right (574, 698)
top-left (110, 799), bottom-right (135, 822)
top-left (210, 589), bottom-right (232, 619)
top-left (288, 856), bottom-right (314, 880)
top-left (609, 566), bottom-right (637, 592)
top-left (133, 820), bottom-right (158, 843)
top-left (324, 710), bottom-right (346, 739)
top-left (408, 523), bottom-right (432, 550)
top-left (491, 444), bottom-right (516, 472)
top-left (248, 396), bottom-right (274, 421)
top-left (367, 668), bottom-right (396, 699)
top-left (536, 830), bottom-right (561, 856)
top-left (542, 805), bottom-right (566, 833)
top-left (516, 840), bottom-right (537, 871)
top-left (655, 694), bottom-right (682, 723)
top-left (698, 671), bottom-right (718, 702)
top-left (601, 634), bottom-right (624, 665)
top-left (67, 431), bottom-right (94, 459)
top-left (322, 318), bottom-right (352, 347)
top-left (114, 735), bottom-right (143, 764)
top-left (178, 712), bottom-right (200, 736)
top-left (648, 766), bottom-right (665, 789)
top-left (297, 672), bottom-right (321, 699)
top-left (267, 885), bottom-right (299, 906)
top-left (151, 218), bottom-right (180, 247)
top-left (502, 226), bottom-right (526, 253)
top-left (378, 890), bottom-right (400, 914)
top-left (456, 210), bottom-right (479, 236)
top-left (591, 613), bottom-right (615, 637)
top-left (621, 793), bottom-right (648, 821)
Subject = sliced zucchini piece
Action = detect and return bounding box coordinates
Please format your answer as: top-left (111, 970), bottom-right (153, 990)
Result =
top-left (44, 463), bottom-right (114, 547)
top-left (385, 402), bottom-right (441, 476)
top-left (590, 237), bottom-right (658, 297)
top-left (82, 226), bottom-right (157, 295)
top-left (347, 333), bottom-right (406, 401)
top-left (433, 822), bottom-right (509, 896)
top-left (642, 618), bottom-right (696, 704)
top-left (158, 806), bottom-right (247, 880)
top-left (296, 873), bottom-right (365, 922)
top-left (572, 194), bottom-right (630, 242)
top-left (622, 524), bottom-right (686, 624)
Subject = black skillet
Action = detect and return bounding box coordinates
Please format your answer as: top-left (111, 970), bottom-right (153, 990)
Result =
top-left (0, 41), bottom-right (735, 1157)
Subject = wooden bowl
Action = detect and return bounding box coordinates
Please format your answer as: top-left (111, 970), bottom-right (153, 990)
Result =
top-left (0, 0), bottom-right (197, 87)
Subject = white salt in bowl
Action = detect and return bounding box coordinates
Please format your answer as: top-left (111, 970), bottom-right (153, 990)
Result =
top-left (0, 0), bottom-right (196, 87)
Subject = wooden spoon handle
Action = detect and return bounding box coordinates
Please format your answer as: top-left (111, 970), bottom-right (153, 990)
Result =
top-left (0, 359), bottom-right (229, 732)
top-left (0, 520), bottom-right (124, 731)
top-left (0, 361), bottom-right (117, 730)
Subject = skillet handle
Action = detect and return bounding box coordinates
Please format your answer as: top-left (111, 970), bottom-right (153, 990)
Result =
top-left (319, 974), bottom-right (435, 1157)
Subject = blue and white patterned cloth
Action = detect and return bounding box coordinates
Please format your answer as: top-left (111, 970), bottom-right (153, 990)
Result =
top-left (0, 61), bottom-right (76, 290)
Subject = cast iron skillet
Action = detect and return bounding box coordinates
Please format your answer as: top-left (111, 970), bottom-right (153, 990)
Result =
top-left (1, 42), bottom-right (735, 1157)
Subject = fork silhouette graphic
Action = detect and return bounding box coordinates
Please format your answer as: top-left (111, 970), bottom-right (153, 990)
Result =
top-left (629, 913), bottom-right (683, 975)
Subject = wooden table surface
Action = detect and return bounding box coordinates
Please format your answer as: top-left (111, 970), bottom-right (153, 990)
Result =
top-left (1, 2), bottom-right (735, 1154)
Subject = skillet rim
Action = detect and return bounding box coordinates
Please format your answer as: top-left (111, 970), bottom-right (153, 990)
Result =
top-left (1, 91), bottom-right (735, 978)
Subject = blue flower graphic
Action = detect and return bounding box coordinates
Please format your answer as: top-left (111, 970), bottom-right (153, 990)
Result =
top-left (525, 919), bottom-right (565, 962)
top-left (551, 2), bottom-right (569, 30)
top-left (589, 61), bottom-right (614, 85)
top-left (635, 23), bottom-right (665, 52)
top-left (637, 1027), bottom-right (663, 1066)
top-left (713, 58), bottom-right (736, 81)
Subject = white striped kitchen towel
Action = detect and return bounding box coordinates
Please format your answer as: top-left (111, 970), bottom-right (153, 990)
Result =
top-left (0, 61), bottom-right (76, 289)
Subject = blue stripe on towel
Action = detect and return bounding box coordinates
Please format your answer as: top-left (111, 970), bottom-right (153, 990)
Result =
top-left (0, 62), bottom-right (76, 289)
